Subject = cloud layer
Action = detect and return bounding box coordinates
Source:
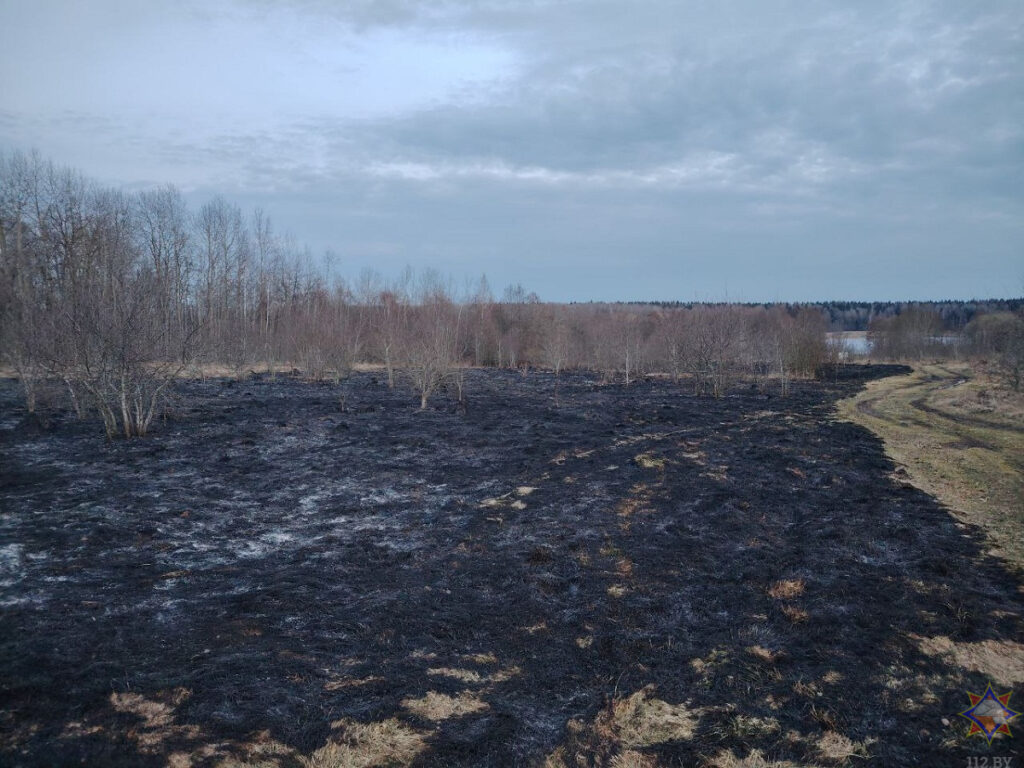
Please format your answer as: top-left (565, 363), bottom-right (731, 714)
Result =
top-left (1, 0), bottom-right (1021, 300)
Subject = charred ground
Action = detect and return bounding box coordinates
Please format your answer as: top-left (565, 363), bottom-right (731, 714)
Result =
top-left (1, 366), bottom-right (1021, 767)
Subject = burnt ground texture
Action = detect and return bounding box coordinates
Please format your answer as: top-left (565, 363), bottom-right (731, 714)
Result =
top-left (1, 367), bottom-right (1021, 767)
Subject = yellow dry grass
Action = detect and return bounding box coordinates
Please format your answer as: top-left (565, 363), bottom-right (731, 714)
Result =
top-left (426, 665), bottom-right (520, 685)
top-left (542, 686), bottom-right (703, 767)
top-left (427, 666), bottom-right (483, 684)
top-left (401, 691), bottom-right (488, 721)
top-left (462, 651), bottom-right (499, 665)
top-left (610, 750), bottom-right (659, 768)
top-left (216, 718), bottom-right (426, 768)
top-left (307, 718), bottom-right (426, 768)
top-left (767, 579), bottom-right (805, 600)
top-left (813, 730), bottom-right (870, 763)
top-left (634, 453), bottom-right (666, 470)
top-left (600, 686), bottom-right (701, 749)
top-left (109, 689), bottom-right (203, 753)
top-left (98, 689), bottom-right (433, 768)
top-left (913, 634), bottom-right (1024, 687)
top-left (836, 362), bottom-right (1024, 570)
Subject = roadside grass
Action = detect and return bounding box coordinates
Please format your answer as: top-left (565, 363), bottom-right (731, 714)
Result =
top-left (836, 361), bottom-right (1024, 571)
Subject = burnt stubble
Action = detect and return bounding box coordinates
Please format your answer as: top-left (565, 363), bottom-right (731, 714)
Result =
top-left (1, 366), bottom-right (1020, 766)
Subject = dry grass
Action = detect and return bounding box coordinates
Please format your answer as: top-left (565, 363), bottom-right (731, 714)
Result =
top-left (913, 635), bottom-right (1024, 686)
top-left (307, 718), bottom-right (426, 768)
top-left (462, 651), bottom-right (499, 665)
top-left (542, 686), bottom-right (703, 767)
top-left (726, 714), bottom-right (780, 740)
top-left (616, 481), bottom-right (658, 531)
top-left (707, 748), bottom-right (819, 768)
top-left (479, 493), bottom-right (528, 511)
top-left (814, 731), bottom-right (870, 763)
top-left (767, 579), bottom-right (805, 600)
top-left (171, 362), bottom-right (389, 380)
top-left (215, 732), bottom-right (302, 768)
top-left (779, 604), bottom-right (809, 624)
top-left (634, 453), bottom-right (666, 470)
top-left (746, 645), bottom-right (782, 663)
top-left (106, 693), bottom-right (429, 768)
top-left (602, 686), bottom-right (701, 748)
top-left (109, 689), bottom-right (202, 753)
top-left (323, 676), bottom-right (384, 691)
top-left (690, 648), bottom-right (729, 677)
top-left (402, 691), bottom-right (488, 721)
top-left (427, 666), bottom-right (483, 684)
top-left (426, 664), bottom-right (520, 685)
top-left (836, 362), bottom-right (1024, 570)
top-left (610, 750), bottom-right (659, 768)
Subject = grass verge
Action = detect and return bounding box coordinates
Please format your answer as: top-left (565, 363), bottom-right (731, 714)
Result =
top-left (836, 361), bottom-right (1024, 571)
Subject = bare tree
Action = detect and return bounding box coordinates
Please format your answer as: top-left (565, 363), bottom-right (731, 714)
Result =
top-left (467, 274), bottom-right (497, 367)
top-left (370, 269), bottom-right (411, 388)
top-left (136, 185), bottom-right (194, 360)
top-left (402, 275), bottom-right (463, 409)
top-left (967, 311), bottom-right (1024, 391)
top-left (680, 306), bottom-right (741, 397)
top-left (869, 305), bottom-right (945, 360)
top-left (5, 151), bottom-right (850, 432)
top-left (540, 308), bottom-right (572, 376)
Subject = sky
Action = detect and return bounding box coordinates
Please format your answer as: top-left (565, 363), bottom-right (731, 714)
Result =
top-left (1, 0), bottom-right (1022, 302)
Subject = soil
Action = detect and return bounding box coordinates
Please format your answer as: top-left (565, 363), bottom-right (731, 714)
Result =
top-left (1, 366), bottom-right (1021, 767)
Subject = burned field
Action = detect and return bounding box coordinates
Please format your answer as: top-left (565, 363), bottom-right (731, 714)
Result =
top-left (1, 367), bottom-right (1022, 767)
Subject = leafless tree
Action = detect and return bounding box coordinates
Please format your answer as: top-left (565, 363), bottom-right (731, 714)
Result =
top-left (967, 311), bottom-right (1024, 390)
top-left (136, 186), bottom-right (194, 360)
top-left (402, 275), bottom-right (463, 409)
top-left (368, 269), bottom-right (411, 388)
top-left (467, 274), bottom-right (496, 367)
top-left (540, 308), bottom-right (573, 376)
top-left (4, 151), bottom-right (851, 433)
top-left (679, 306), bottom-right (741, 397)
top-left (869, 305), bottom-right (945, 360)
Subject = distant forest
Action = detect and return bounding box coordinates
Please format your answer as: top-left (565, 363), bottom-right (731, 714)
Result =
top-left (611, 299), bottom-right (1024, 333)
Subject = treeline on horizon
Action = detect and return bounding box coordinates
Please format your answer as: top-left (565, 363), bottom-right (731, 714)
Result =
top-left (1, 150), bottom-right (1021, 438)
top-left (591, 299), bottom-right (1024, 332)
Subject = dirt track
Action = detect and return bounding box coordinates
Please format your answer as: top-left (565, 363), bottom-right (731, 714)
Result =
top-left (1, 367), bottom-right (1021, 766)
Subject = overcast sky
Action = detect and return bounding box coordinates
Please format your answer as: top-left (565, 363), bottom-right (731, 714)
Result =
top-left (1, 1), bottom-right (1021, 301)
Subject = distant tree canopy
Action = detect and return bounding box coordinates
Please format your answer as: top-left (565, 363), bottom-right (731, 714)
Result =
top-left (613, 298), bottom-right (1024, 333)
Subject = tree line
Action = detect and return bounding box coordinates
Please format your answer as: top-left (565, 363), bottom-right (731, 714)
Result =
top-left (6, 151), bottom-right (1015, 437)
top-left (631, 298), bottom-right (1024, 332)
top-left (866, 305), bottom-right (1024, 390)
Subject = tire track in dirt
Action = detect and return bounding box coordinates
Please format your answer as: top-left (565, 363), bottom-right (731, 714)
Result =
top-left (909, 396), bottom-right (1024, 435)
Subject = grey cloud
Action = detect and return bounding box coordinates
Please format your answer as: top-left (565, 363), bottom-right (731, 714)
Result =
top-left (1, 0), bottom-right (1021, 300)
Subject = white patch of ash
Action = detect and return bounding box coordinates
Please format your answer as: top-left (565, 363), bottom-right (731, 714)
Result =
top-left (0, 543), bottom-right (25, 587)
top-left (358, 488), bottom-right (407, 507)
